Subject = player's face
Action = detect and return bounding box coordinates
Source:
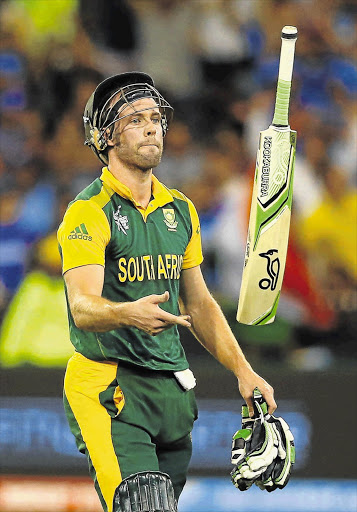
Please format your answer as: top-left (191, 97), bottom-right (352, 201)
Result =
top-left (109, 97), bottom-right (164, 171)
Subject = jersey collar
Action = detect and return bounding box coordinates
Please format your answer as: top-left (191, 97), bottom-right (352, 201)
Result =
top-left (100, 167), bottom-right (173, 211)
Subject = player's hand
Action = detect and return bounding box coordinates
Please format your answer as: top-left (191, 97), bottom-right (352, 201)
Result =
top-left (237, 368), bottom-right (276, 417)
top-left (128, 291), bottom-right (191, 336)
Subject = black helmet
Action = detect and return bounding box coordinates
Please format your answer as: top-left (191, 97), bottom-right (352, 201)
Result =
top-left (83, 72), bottom-right (174, 164)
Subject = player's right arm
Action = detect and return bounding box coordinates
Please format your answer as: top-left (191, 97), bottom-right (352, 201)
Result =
top-left (65, 267), bottom-right (190, 334)
top-left (58, 200), bottom-right (190, 335)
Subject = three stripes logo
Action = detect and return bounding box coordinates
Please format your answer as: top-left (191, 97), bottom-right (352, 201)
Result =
top-left (68, 223), bottom-right (92, 241)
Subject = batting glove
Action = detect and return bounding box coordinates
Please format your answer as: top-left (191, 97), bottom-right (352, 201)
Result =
top-left (255, 415), bottom-right (295, 492)
top-left (230, 404), bottom-right (255, 490)
top-left (230, 388), bottom-right (280, 490)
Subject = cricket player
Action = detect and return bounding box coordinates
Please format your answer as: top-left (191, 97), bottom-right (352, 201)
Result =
top-left (57, 72), bottom-right (276, 512)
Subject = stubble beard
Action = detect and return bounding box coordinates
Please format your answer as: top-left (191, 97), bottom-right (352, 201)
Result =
top-left (112, 140), bottom-right (163, 172)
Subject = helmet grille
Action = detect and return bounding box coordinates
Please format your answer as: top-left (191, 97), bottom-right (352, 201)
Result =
top-left (84, 81), bottom-right (173, 164)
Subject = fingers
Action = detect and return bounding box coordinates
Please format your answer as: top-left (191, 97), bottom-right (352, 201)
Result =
top-left (245, 397), bottom-right (254, 418)
top-left (248, 396), bottom-right (276, 417)
top-left (149, 311), bottom-right (191, 336)
top-left (149, 291), bottom-right (170, 304)
top-left (268, 402), bottom-right (277, 415)
top-left (148, 291), bottom-right (191, 327)
top-left (256, 391), bottom-right (276, 416)
top-left (158, 312), bottom-right (191, 328)
top-left (266, 392), bottom-right (277, 415)
top-left (254, 382), bottom-right (277, 416)
top-left (173, 314), bottom-right (191, 328)
top-left (239, 377), bottom-right (276, 417)
top-left (137, 292), bottom-right (192, 334)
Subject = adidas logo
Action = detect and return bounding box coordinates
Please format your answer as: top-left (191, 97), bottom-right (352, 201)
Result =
top-left (68, 223), bottom-right (92, 241)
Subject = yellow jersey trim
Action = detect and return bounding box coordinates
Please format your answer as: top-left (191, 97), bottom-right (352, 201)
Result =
top-left (100, 167), bottom-right (174, 221)
top-left (91, 181), bottom-right (115, 210)
top-left (58, 198), bottom-right (111, 274)
top-left (170, 189), bottom-right (204, 269)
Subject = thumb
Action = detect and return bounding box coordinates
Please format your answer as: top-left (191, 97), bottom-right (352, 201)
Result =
top-left (151, 291), bottom-right (170, 304)
top-left (245, 398), bottom-right (254, 418)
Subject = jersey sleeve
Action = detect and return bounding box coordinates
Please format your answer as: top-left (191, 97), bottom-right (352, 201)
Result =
top-left (182, 198), bottom-right (204, 269)
top-left (57, 200), bottom-right (111, 274)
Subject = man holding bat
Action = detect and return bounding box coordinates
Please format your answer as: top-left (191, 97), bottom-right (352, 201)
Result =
top-left (58, 24), bottom-right (297, 512)
top-left (58, 70), bottom-right (276, 512)
top-left (231, 26), bottom-right (298, 494)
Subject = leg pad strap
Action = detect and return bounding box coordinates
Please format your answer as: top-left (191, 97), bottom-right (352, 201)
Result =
top-left (113, 471), bottom-right (178, 512)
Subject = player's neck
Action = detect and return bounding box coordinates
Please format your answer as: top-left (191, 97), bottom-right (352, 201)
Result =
top-left (108, 163), bottom-right (153, 209)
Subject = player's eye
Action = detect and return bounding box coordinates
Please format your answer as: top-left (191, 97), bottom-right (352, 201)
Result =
top-left (152, 117), bottom-right (160, 124)
top-left (131, 117), bottom-right (141, 124)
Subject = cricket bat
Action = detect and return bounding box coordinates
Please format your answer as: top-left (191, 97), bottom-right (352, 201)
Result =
top-left (237, 26), bottom-right (298, 326)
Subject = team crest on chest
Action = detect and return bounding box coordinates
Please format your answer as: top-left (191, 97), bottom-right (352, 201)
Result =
top-left (162, 208), bottom-right (178, 231)
top-left (113, 205), bottom-right (129, 235)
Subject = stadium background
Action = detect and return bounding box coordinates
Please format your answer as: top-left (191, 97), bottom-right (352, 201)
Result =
top-left (0, 0), bottom-right (356, 511)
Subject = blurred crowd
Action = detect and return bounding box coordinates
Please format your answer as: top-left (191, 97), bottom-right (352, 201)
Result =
top-left (0, 0), bottom-right (356, 369)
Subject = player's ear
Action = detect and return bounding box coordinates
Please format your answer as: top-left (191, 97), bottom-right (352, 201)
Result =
top-left (105, 127), bottom-right (115, 147)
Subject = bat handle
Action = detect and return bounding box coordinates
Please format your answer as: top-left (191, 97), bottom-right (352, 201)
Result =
top-left (272, 26), bottom-right (298, 127)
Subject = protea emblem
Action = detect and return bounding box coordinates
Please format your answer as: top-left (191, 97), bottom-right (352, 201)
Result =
top-left (163, 208), bottom-right (178, 231)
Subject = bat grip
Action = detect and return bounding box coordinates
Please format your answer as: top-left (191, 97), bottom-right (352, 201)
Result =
top-left (272, 79), bottom-right (292, 126)
top-left (272, 30), bottom-right (297, 127)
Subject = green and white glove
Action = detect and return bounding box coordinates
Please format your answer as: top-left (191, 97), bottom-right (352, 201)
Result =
top-left (231, 388), bottom-right (295, 492)
top-left (255, 415), bottom-right (295, 492)
top-left (231, 404), bottom-right (254, 465)
top-left (231, 389), bottom-right (279, 490)
top-left (230, 405), bottom-right (255, 490)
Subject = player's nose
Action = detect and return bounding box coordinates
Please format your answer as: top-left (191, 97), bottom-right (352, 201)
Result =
top-left (144, 121), bottom-right (157, 136)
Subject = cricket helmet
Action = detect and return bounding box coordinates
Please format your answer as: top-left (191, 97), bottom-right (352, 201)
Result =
top-left (83, 72), bottom-right (174, 164)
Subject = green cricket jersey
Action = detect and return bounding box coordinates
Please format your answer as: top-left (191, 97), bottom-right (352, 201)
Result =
top-left (57, 167), bottom-right (203, 370)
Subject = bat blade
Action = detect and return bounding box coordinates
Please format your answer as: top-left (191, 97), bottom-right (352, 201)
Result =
top-left (237, 25), bottom-right (297, 326)
top-left (237, 126), bottom-right (297, 325)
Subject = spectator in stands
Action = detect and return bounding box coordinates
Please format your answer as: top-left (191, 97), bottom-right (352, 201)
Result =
top-left (79, 0), bottom-right (139, 74)
top-left (0, 232), bottom-right (73, 367)
top-left (45, 69), bottom-right (104, 193)
top-left (156, 120), bottom-right (204, 188)
top-left (133, 0), bottom-right (199, 101)
top-left (299, 165), bottom-right (357, 293)
top-left (2, 0), bottom-right (78, 57)
top-left (329, 95), bottom-right (357, 185)
top-left (14, 159), bottom-right (57, 237)
top-left (292, 134), bottom-right (326, 220)
top-left (191, 1), bottom-right (259, 88)
top-left (0, 26), bottom-right (28, 112)
top-left (0, 186), bottom-right (38, 297)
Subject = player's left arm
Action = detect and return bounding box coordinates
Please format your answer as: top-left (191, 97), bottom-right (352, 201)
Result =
top-left (179, 265), bottom-right (277, 415)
